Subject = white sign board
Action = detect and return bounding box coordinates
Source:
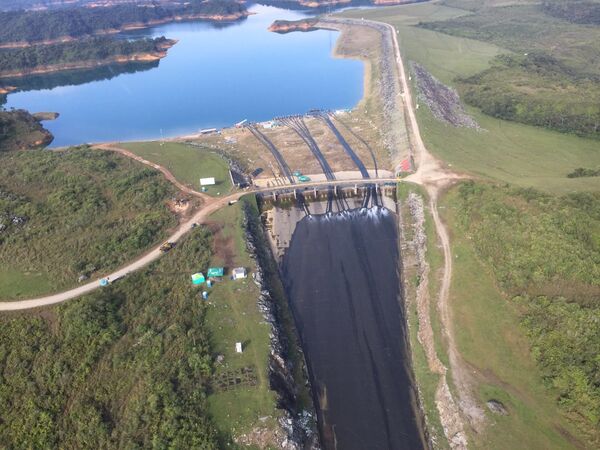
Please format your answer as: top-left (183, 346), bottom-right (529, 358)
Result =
top-left (200, 177), bottom-right (216, 186)
top-left (235, 342), bottom-right (243, 353)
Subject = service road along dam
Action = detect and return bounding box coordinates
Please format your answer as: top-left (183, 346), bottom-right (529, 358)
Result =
top-left (265, 189), bottom-right (427, 449)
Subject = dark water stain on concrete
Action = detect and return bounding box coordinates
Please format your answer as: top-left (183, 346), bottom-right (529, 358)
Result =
top-left (282, 207), bottom-right (425, 450)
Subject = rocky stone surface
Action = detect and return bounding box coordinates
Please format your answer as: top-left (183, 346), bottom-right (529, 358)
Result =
top-left (410, 62), bottom-right (479, 129)
top-left (242, 204), bottom-right (320, 449)
top-left (486, 399), bottom-right (508, 415)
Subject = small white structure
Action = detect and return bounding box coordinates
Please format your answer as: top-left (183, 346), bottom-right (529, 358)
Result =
top-left (232, 267), bottom-right (247, 280)
top-left (200, 177), bottom-right (216, 186)
top-left (235, 342), bottom-right (243, 353)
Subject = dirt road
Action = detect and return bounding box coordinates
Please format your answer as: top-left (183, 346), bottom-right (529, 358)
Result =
top-left (0, 190), bottom-right (245, 312)
top-left (383, 18), bottom-right (484, 445)
top-left (0, 150), bottom-right (396, 312)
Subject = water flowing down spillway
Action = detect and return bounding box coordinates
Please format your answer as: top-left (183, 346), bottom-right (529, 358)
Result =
top-left (282, 206), bottom-right (425, 450)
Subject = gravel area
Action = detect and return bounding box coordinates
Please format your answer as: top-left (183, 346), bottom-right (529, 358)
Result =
top-left (410, 62), bottom-right (479, 129)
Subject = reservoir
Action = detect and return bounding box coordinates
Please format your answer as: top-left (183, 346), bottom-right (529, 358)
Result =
top-left (273, 195), bottom-right (426, 449)
top-left (3, 5), bottom-right (363, 147)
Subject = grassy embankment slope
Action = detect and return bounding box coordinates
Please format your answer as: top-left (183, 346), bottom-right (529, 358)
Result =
top-left (343, 2), bottom-right (600, 194)
top-left (203, 199), bottom-right (283, 445)
top-left (0, 147), bottom-right (178, 300)
top-left (344, 2), bottom-right (599, 448)
top-left (422, 1), bottom-right (600, 139)
top-left (0, 199), bottom-right (281, 447)
top-left (119, 141), bottom-right (233, 197)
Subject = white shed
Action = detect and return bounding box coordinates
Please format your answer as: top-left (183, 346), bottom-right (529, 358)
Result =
top-left (232, 267), bottom-right (247, 280)
top-left (200, 177), bottom-right (216, 186)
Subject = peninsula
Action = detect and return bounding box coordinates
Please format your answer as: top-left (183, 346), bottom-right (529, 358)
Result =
top-left (0, 37), bottom-right (177, 79)
top-left (0, 0), bottom-right (249, 48)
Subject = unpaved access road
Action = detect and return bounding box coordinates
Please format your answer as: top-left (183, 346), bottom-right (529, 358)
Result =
top-left (324, 16), bottom-right (480, 448)
top-left (0, 190), bottom-right (245, 311)
top-left (0, 143), bottom-right (397, 312)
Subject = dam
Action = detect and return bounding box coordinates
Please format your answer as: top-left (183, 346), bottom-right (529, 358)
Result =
top-left (262, 188), bottom-right (426, 449)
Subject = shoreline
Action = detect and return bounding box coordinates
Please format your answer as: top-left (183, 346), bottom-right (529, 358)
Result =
top-left (0, 40), bottom-right (177, 79)
top-left (0, 12), bottom-right (250, 49)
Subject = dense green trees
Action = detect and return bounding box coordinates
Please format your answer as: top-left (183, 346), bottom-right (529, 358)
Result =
top-left (0, 36), bottom-right (172, 75)
top-left (568, 167), bottom-right (600, 178)
top-left (458, 53), bottom-right (600, 139)
top-left (0, 1), bottom-right (247, 45)
top-left (0, 228), bottom-right (219, 447)
top-left (0, 110), bottom-right (52, 150)
top-left (455, 182), bottom-right (600, 429)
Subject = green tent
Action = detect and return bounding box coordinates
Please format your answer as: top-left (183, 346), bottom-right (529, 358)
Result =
top-left (191, 273), bottom-right (205, 285)
top-left (207, 267), bottom-right (224, 278)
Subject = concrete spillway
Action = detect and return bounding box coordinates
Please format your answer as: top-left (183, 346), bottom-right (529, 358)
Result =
top-left (281, 205), bottom-right (425, 449)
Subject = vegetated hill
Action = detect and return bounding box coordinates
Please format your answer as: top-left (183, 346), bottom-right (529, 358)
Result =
top-left (458, 52), bottom-right (600, 139)
top-left (0, 228), bottom-right (219, 448)
top-left (455, 181), bottom-right (600, 440)
top-left (0, 109), bottom-right (53, 151)
top-left (542, 0), bottom-right (600, 25)
top-left (0, 0), bottom-right (248, 45)
top-left (0, 148), bottom-right (177, 299)
top-left (0, 36), bottom-right (175, 77)
top-left (420, 3), bottom-right (600, 138)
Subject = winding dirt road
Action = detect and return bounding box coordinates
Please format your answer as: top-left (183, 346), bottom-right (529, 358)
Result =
top-left (0, 155), bottom-right (397, 312)
top-left (385, 19), bottom-right (484, 446)
top-left (326, 16), bottom-right (482, 448)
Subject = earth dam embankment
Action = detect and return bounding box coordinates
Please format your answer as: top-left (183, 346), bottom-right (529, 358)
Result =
top-left (266, 192), bottom-right (426, 449)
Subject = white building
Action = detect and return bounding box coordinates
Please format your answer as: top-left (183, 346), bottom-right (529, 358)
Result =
top-left (232, 267), bottom-right (247, 280)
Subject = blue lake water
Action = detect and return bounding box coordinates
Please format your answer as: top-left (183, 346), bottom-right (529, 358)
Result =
top-left (4, 5), bottom-right (364, 147)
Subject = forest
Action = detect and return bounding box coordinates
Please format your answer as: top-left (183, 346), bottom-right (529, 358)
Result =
top-left (457, 53), bottom-right (600, 139)
top-left (0, 110), bottom-right (53, 151)
top-left (0, 0), bottom-right (247, 45)
top-left (542, 0), bottom-right (600, 25)
top-left (0, 228), bottom-right (220, 448)
top-left (0, 37), bottom-right (173, 75)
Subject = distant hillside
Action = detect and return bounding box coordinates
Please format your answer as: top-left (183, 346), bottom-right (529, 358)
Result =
top-left (0, 0), bottom-right (248, 46)
top-left (0, 36), bottom-right (176, 78)
top-left (542, 0), bottom-right (600, 25)
top-left (422, 2), bottom-right (600, 139)
top-left (0, 0), bottom-right (204, 12)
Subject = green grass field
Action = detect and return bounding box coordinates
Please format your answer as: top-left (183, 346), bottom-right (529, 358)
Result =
top-left (347, 3), bottom-right (600, 194)
top-left (0, 147), bottom-right (176, 300)
top-left (119, 141), bottom-right (233, 196)
top-left (441, 184), bottom-right (598, 448)
top-left (203, 199), bottom-right (281, 444)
